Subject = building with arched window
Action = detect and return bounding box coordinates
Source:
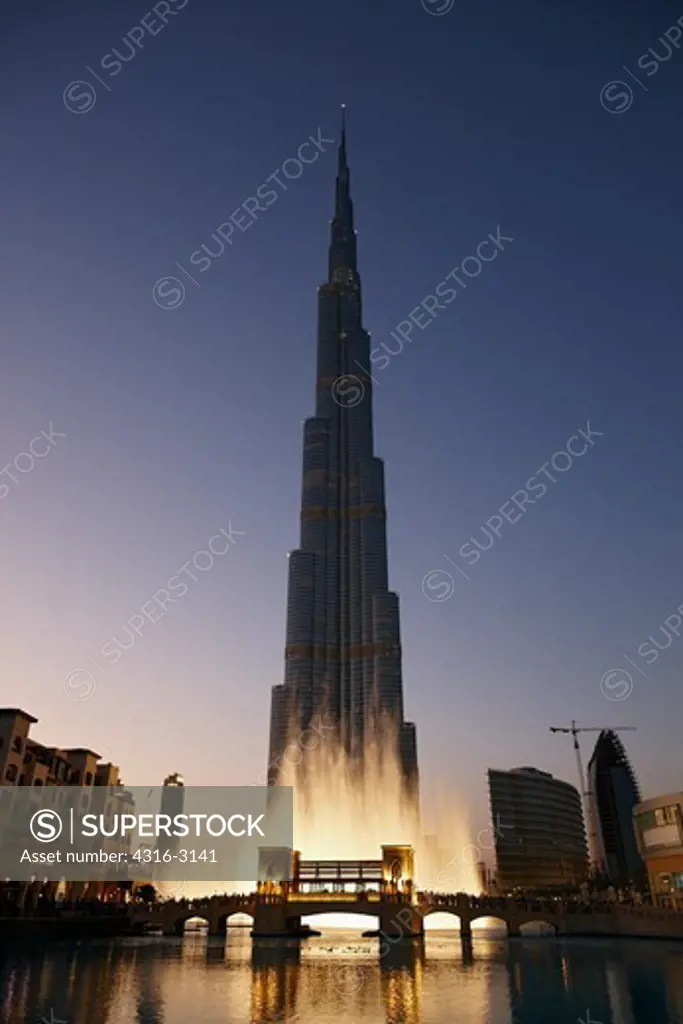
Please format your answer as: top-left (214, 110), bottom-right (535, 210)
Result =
top-left (0, 707), bottom-right (122, 789)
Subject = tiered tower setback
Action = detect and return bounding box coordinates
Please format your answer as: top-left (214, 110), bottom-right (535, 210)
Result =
top-left (267, 112), bottom-right (419, 806)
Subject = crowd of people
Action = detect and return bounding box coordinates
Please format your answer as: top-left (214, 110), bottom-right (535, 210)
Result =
top-left (418, 883), bottom-right (679, 913)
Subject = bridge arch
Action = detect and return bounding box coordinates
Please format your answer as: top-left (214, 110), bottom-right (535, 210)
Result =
top-left (291, 904), bottom-right (387, 938)
top-left (299, 907), bottom-right (381, 932)
top-left (420, 908), bottom-right (462, 930)
top-left (468, 913), bottom-right (509, 931)
top-left (218, 910), bottom-right (255, 931)
top-left (175, 913), bottom-right (210, 935)
top-left (421, 906), bottom-right (527, 935)
top-left (421, 908), bottom-right (461, 921)
top-left (420, 909), bottom-right (509, 934)
top-left (300, 906), bottom-right (380, 918)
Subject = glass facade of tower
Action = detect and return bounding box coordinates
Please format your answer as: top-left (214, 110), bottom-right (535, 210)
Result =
top-left (588, 729), bottom-right (644, 886)
top-left (267, 116), bottom-right (419, 803)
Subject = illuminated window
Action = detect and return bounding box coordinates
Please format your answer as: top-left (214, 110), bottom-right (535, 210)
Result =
top-left (639, 806), bottom-right (680, 831)
top-left (654, 805), bottom-right (679, 826)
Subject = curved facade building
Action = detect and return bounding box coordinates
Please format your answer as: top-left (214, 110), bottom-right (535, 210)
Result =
top-left (488, 767), bottom-right (589, 890)
top-left (587, 730), bottom-right (644, 886)
top-left (633, 792), bottom-right (683, 900)
top-left (267, 115), bottom-right (419, 805)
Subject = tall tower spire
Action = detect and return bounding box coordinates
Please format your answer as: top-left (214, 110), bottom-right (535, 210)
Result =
top-left (268, 110), bottom-right (420, 823)
top-left (339, 104), bottom-right (347, 168)
top-left (329, 106), bottom-right (358, 284)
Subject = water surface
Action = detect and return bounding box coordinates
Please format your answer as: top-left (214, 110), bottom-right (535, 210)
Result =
top-left (2, 929), bottom-right (682, 1023)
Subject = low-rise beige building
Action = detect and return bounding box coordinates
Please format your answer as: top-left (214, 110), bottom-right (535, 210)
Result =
top-left (0, 707), bottom-right (133, 903)
top-left (633, 792), bottom-right (683, 905)
top-left (0, 708), bottom-right (125, 790)
top-left (0, 708), bottom-right (37, 784)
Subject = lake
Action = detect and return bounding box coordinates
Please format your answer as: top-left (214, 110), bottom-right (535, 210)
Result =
top-left (2, 928), bottom-right (682, 1023)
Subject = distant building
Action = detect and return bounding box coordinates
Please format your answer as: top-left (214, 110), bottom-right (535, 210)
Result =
top-left (152, 772), bottom-right (186, 896)
top-left (488, 766), bottom-right (589, 890)
top-left (163, 772), bottom-right (184, 787)
top-left (633, 792), bottom-right (683, 900)
top-left (587, 730), bottom-right (644, 885)
top-left (159, 774), bottom-right (185, 835)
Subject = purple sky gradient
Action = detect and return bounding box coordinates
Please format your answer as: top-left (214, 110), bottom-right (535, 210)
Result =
top-left (2, 0), bottom-right (682, 843)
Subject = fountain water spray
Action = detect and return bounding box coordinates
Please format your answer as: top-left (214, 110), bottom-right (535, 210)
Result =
top-left (276, 715), bottom-right (480, 895)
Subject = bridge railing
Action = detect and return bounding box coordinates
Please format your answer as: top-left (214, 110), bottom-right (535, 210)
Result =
top-left (416, 894), bottom-right (683, 918)
top-left (287, 892), bottom-right (382, 903)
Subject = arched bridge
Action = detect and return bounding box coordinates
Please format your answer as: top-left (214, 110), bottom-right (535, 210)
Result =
top-left (417, 894), bottom-right (567, 937)
top-left (131, 892), bottom-right (575, 939)
top-left (131, 894), bottom-right (259, 936)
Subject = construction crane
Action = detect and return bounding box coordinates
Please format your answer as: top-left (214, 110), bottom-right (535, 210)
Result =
top-left (549, 721), bottom-right (637, 870)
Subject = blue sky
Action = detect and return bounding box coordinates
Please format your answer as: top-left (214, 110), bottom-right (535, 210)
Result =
top-left (2, 0), bottom-right (681, 839)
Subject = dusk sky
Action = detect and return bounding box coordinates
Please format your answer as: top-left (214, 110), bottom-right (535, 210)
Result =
top-left (2, 0), bottom-right (682, 839)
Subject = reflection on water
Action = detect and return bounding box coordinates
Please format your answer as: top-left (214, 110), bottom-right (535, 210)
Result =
top-left (1, 930), bottom-right (682, 1024)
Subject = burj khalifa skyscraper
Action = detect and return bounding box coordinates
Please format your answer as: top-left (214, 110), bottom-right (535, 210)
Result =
top-left (267, 112), bottom-right (419, 813)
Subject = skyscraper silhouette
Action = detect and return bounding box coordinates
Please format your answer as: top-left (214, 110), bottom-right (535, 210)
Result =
top-left (267, 111), bottom-right (419, 806)
top-left (588, 730), bottom-right (644, 886)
